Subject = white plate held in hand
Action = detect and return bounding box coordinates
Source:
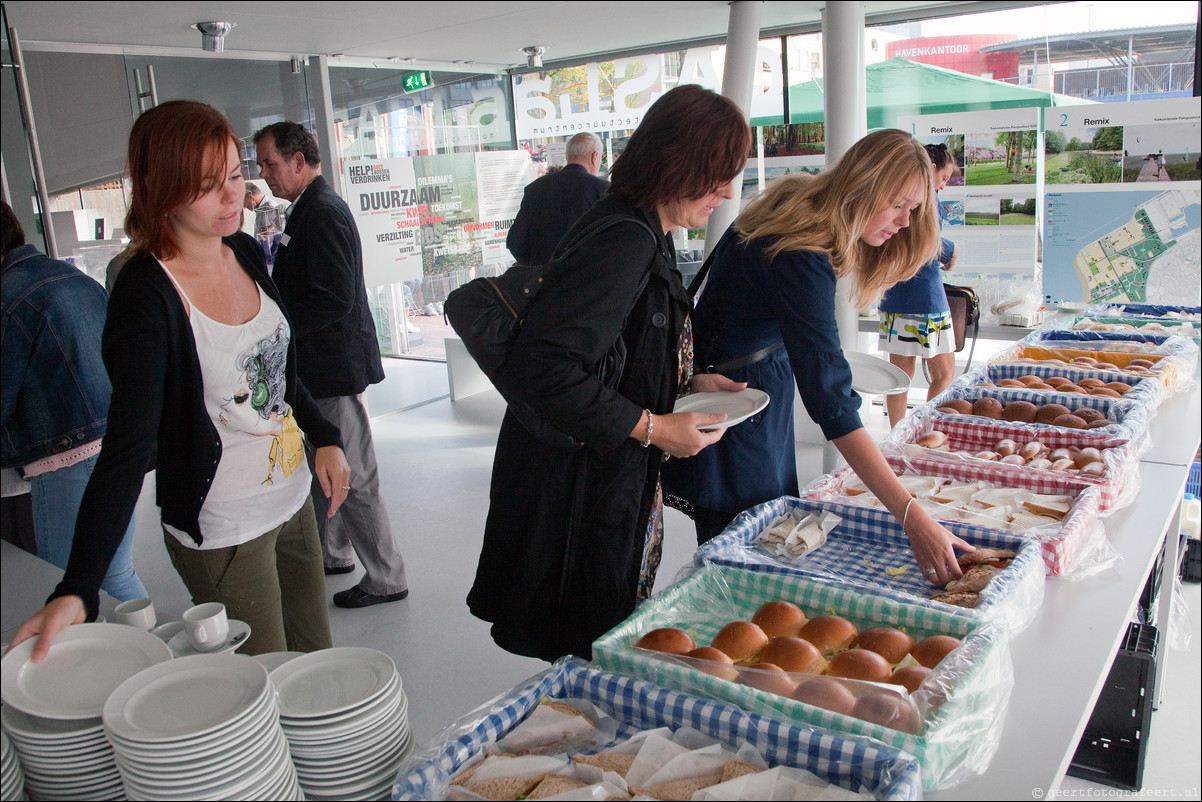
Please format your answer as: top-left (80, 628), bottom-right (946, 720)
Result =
top-left (845, 352), bottom-right (910, 395)
top-left (672, 389), bottom-right (770, 430)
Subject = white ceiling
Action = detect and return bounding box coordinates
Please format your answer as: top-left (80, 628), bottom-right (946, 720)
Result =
top-left (3, 0), bottom-right (981, 71)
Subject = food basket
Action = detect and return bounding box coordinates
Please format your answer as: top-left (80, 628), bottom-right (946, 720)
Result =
top-left (887, 414), bottom-right (1143, 512)
top-left (966, 362), bottom-right (1163, 410)
top-left (695, 495), bottom-right (1045, 636)
top-left (591, 564), bottom-right (1011, 791)
top-left (1091, 302), bottom-right (1200, 321)
top-left (988, 341), bottom-right (1190, 394)
top-left (1065, 316), bottom-right (1200, 344)
top-left (392, 656), bottom-right (924, 801)
top-left (920, 382), bottom-right (1150, 442)
top-left (804, 452), bottom-right (1113, 577)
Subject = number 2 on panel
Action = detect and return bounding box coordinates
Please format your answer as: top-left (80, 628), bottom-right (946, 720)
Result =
top-left (1059, 114), bottom-right (1068, 127)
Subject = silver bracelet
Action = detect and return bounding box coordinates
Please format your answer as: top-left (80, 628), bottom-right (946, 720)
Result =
top-left (641, 410), bottom-right (653, 448)
top-left (901, 497), bottom-right (915, 533)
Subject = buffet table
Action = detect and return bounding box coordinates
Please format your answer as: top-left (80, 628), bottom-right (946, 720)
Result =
top-left (928, 378), bottom-right (1199, 800)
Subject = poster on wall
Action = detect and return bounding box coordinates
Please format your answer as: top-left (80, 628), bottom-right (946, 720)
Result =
top-left (474, 150), bottom-right (532, 266)
top-left (896, 109), bottom-right (1041, 278)
top-left (410, 153), bottom-right (481, 280)
top-left (342, 157), bottom-right (423, 289)
top-left (1041, 97), bottom-right (1201, 303)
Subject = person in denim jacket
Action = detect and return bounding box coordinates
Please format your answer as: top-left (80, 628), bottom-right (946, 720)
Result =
top-left (1, 201), bottom-right (147, 600)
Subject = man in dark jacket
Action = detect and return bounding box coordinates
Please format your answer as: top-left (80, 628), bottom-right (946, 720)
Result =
top-left (506, 132), bottom-right (608, 266)
top-left (254, 122), bottom-right (409, 608)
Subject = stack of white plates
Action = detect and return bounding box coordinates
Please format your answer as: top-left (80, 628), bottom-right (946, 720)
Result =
top-left (0, 623), bottom-right (173, 802)
top-left (103, 654), bottom-right (302, 801)
top-left (1, 725), bottom-right (28, 801)
top-left (271, 647), bottom-right (413, 801)
top-left (1, 707), bottom-right (122, 801)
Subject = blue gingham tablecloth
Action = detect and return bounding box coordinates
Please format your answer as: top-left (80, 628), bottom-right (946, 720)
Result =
top-left (392, 657), bottom-right (924, 800)
top-left (694, 495), bottom-right (1045, 637)
top-left (966, 361), bottom-right (1165, 411)
top-left (803, 452), bottom-right (1114, 578)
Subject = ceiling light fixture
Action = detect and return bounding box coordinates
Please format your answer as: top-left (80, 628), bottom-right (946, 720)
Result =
top-left (193, 21), bottom-right (235, 53)
top-left (522, 46), bottom-right (546, 68)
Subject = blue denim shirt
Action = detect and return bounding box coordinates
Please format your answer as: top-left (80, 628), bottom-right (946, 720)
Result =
top-left (1, 244), bottom-right (111, 469)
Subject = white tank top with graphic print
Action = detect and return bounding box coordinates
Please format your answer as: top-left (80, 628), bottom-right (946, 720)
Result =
top-left (161, 268), bottom-right (312, 550)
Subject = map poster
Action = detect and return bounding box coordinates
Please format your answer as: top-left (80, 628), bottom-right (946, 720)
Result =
top-left (474, 150), bottom-right (531, 266)
top-left (895, 109), bottom-right (1041, 278)
top-left (1042, 97), bottom-right (1201, 304)
top-left (343, 157), bottom-right (423, 289)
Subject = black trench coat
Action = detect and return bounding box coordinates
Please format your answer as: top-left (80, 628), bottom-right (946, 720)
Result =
top-left (467, 196), bottom-right (689, 661)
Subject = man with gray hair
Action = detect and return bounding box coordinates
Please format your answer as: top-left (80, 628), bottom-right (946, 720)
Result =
top-left (506, 132), bottom-right (609, 266)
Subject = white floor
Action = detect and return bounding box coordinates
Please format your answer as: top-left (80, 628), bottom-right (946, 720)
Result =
top-left (124, 358), bottom-right (1201, 796)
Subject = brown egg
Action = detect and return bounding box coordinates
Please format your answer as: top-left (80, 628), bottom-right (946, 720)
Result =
top-left (1052, 414), bottom-right (1088, 429)
top-left (1035, 404), bottom-right (1071, 424)
top-left (1001, 401), bottom-right (1038, 423)
top-left (972, 397), bottom-right (1004, 420)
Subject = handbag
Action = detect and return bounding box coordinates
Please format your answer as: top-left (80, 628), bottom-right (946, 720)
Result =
top-left (943, 282), bottom-right (981, 367)
top-left (444, 215), bottom-right (657, 446)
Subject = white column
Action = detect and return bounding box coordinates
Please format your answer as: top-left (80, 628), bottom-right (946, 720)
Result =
top-left (820, 2), bottom-right (869, 472)
top-left (822, 1), bottom-right (867, 353)
top-left (310, 55), bottom-right (344, 197)
top-left (702, 0), bottom-right (762, 261)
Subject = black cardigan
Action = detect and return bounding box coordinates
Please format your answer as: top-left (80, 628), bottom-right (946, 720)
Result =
top-left (50, 233), bottom-right (342, 619)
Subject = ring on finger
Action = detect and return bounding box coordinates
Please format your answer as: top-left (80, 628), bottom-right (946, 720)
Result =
top-left (926, 567), bottom-right (937, 575)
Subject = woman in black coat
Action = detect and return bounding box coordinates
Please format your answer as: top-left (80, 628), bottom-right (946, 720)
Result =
top-left (468, 86), bottom-right (752, 661)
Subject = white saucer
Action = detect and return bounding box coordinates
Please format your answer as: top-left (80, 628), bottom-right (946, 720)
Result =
top-left (252, 650), bottom-right (305, 673)
top-left (673, 389), bottom-right (770, 430)
top-left (845, 351), bottom-right (910, 395)
top-left (0, 623), bottom-right (173, 720)
top-left (1057, 300), bottom-right (1089, 312)
top-left (151, 621), bottom-right (184, 642)
top-left (167, 619), bottom-right (251, 657)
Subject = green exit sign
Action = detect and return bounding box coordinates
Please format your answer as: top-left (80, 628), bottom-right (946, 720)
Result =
top-left (403, 71), bottom-right (431, 93)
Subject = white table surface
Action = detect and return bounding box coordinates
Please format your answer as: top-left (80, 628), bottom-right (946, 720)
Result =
top-left (928, 379), bottom-right (1199, 799)
top-left (1, 540), bottom-right (117, 644)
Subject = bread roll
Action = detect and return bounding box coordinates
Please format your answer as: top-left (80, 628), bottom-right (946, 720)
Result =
top-left (998, 378), bottom-right (1026, 388)
top-left (736, 662), bottom-right (798, 697)
top-left (711, 621), bottom-right (768, 661)
top-left (1074, 408), bottom-right (1105, 424)
top-left (791, 676), bottom-right (857, 716)
top-left (1104, 382), bottom-right (1131, 394)
top-left (1049, 447), bottom-right (1072, 461)
top-left (751, 600), bottom-right (806, 638)
top-left (917, 431), bottom-right (948, 449)
top-left (684, 647), bottom-right (738, 681)
top-left (759, 636), bottom-right (824, 674)
top-left (636, 627), bottom-right (696, 654)
top-left (1019, 441), bottom-right (1044, 461)
top-left (1001, 401), bottom-right (1038, 423)
top-left (1093, 362), bottom-right (1118, 370)
top-left (911, 635), bottom-right (962, 669)
top-left (1050, 458), bottom-right (1076, 471)
top-left (1088, 418), bottom-right (1113, 429)
top-left (888, 665), bottom-right (932, 694)
top-left (1028, 458), bottom-right (1053, 471)
top-left (854, 626), bottom-right (915, 664)
top-left (1045, 376), bottom-right (1072, 388)
top-left (1127, 359), bottom-right (1154, 368)
top-left (799, 615), bottom-right (858, 657)
top-left (827, 648), bottom-right (892, 682)
top-left (851, 692), bottom-right (921, 734)
top-left (1000, 454), bottom-right (1026, 466)
top-left (1052, 414), bottom-right (1088, 429)
top-left (937, 406), bottom-right (964, 415)
top-left (1035, 403), bottom-right (1071, 424)
top-left (1072, 356), bottom-right (1098, 366)
top-left (1017, 374), bottom-right (1044, 386)
top-left (974, 450), bottom-right (1000, 460)
top-left (1080, 461), bottom-right (1106, 477)
top-left (1074, 447), bottom-right (1103, 468)
top-left (972, 397), bottom-right (1004, 419)
top-left (1077, 377), bottom-right (1105, 389)
top-left (943, 398), bottom-right (974, 414)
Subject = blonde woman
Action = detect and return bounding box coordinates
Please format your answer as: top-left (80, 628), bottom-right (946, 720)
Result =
top-left (661, 129), bottom-right (973, 584)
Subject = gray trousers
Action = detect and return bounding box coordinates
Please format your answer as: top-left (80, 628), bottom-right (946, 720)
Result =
top-left (308, 393), bottom-right (408, 595)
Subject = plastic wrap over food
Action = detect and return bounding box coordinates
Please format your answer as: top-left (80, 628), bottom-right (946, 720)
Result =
top-left (392, 656), bottom-right (924, 801)
top-left (988, 341), bottom-right (1194, 395)
top-left (886, 414), bottom-right (1144, 513)
top-left (1091, 302), bottom-right (1201, 321)
top-left (920, 379), bottom-right (1151, 442)
top-left (590, 564), bottom-right (1014, 791)
top-left (966, 361), bottom-right (1165, 410)
top-left (802, 453), bottom-right (1115, 579)
top-left (1063, 315), bottom-right (1201, 343)
top-left (694, 495), bottom-right (1044, 637)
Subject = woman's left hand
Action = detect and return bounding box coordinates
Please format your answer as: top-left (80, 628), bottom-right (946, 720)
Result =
top-left (905, 503), bottom-right (973, 586)
top-left (313, 445), bottom-right (352, 518)
top-left (689, 373), bottom-right (748, 394)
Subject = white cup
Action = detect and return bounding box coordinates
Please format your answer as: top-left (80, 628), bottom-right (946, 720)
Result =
top-left (113, 598), bottom-right (156, 630)
top-left (182, 602), bottom-right (229, 651)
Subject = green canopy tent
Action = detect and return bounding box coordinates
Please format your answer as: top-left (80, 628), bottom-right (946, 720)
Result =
top-left (751, 57), bottom-right (1093, 128)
